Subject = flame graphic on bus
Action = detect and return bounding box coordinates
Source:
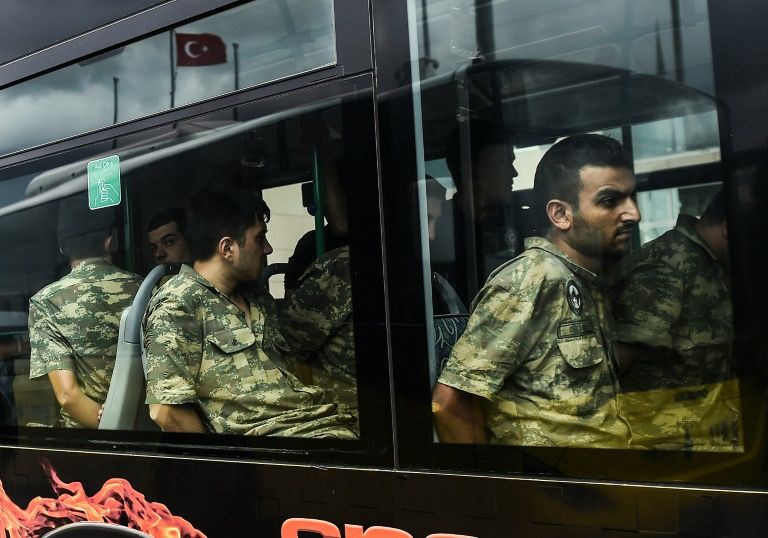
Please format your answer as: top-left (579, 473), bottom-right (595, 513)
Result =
top-left (0, 458), bottom-right (206, 538)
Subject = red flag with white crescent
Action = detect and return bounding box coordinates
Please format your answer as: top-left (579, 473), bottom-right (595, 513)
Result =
top-left (175, 33), bottom-right (227, 66)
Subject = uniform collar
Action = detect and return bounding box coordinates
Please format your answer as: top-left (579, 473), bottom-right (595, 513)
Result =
top-left (180, 264), bottom-right (258, 302)
top-left (524, 236), bottom-right (599, 285)
top-left (674, 214), bottom-right (718, 260)
top-left (70, 257), bottom-right (113, 274)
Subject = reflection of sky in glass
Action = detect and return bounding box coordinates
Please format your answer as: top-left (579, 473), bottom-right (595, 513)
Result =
top-left (418, 0), bottom-right (715, 94)
top-left (0, 0), bottom-right (335, 157)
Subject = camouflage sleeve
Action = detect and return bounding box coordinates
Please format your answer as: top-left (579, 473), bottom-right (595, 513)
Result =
top-left (438, 259), bottom-right (560, 400)
top-left (612, 260), bottom-right (682, 349)
top-left (143, 292), bottom-right (203, 405)
top-left (278, 252), bottom-right (351, 359)
top-left (28, 298), bottom-right (75, 378)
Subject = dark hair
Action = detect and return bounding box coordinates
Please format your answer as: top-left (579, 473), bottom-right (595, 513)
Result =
top-left (700, 189), bottom-right (727, 225)
top-left (445, 120), bottom-right (511, 184)
top-left (148, 207), bottom-right (187, 235)
top-left (533, 134), bottom-right (632, 229)
top-left (57, 194), bottom-right (115, 259)
top-left (186, 184), bottom-right (270, 262)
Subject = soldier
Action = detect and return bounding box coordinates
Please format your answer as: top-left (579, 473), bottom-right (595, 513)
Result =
top-left (143, 184), bottom-right (356, 438)
top-left (29, 194), bottom-right (141, 428)
top-left (279, 246), bottom-right (357, 432)
top-left (611, 189), bottom-right (742, 451)
top-left (147, 207), bottom-right (191, 265)
top-left (432, 134), bottom-right (640, 447)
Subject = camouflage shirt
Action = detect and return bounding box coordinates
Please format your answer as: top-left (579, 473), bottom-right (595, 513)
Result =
top-left (279, 246), bottom-right (357, 426)
top-left (611, 215), bottom-right (741, 451)
top-left (438, 237), bottom-right (630, 448)
top-left (29, 258), bottom-right (141, 428)
top-left (143, 265), bottom-right (356, 439)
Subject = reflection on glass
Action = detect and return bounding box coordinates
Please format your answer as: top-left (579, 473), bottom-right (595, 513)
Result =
top-left (0, 93), bottom-right (363, 440)
top-left (612, 189), bottom-right (742, 452)
top-left (413, 0), bottom-right (739, 455)
top-left (28, 194), bottom-right (141, 428)
top-left (0, 0), bottom-right (336, 156)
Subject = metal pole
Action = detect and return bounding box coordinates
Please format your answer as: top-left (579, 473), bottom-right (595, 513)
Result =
top-left (312, 146), bottom-right (326, 257)
top-left (169, 31), bottom-right (176, 108)
top-left (112, 77), bottom-right (119, 124)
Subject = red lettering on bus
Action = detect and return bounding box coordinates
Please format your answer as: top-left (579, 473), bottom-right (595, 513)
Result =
top-left (281, 518), bottom-right (478, 538)
top-left (281, 518), bottom-right (342, 538)
top-left (345, 524), bottom-right (413, 538)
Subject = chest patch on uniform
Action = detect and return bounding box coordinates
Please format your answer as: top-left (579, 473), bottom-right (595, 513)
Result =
top-left (558, 320), bottom-right (594, 339)
top-left (566, 279), bottom-right (583, 314)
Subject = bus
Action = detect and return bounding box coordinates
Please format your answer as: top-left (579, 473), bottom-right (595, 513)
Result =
top-left (0, 0), bottom-right (766, 536)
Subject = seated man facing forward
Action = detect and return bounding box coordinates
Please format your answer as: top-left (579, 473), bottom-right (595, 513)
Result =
top-left (143, 184), bottom-right (356, 438)
top-left (432, 134), bottom-right (640, 448)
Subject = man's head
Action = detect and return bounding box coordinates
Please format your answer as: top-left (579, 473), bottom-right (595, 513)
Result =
top-left (147, 207), bottom-right (191, 264)
top-left (425, 176), bottom-right (446, 241)
top-left (187, 184), bottom-right (272, 283)
top-left (57, 193), bottom-right (115, 261)
top-left (697, 189), bottom-right (729, 267)
top-left (446, 120), bottom-right (518, 206)
top-left (534, 134), bottom-right (640, 263)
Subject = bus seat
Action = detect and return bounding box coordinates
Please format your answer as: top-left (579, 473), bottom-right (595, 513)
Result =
top-left (99, 263), bottom-right (180, 431)
top-left (431, 272), bottom-right (469, 380)
top-left (43, 522), bottom-right (152, 537)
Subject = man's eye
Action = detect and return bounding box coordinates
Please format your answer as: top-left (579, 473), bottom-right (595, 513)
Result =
top-left (163, 238), bottom-right (176, 247)
top-left (599, 197), bottom-right (618, 207)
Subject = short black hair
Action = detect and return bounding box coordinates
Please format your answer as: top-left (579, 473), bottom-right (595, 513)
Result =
top-left (700, 188), bottom-right (727, 225)
top-left (148, 207), bottom-right (187, 235)
top-left (187, 184), bottom-right (270, 262)
top-left (445, 120), bottom-right (512, 184)
top-left (57, 193), bottom-right (115, 259)
top-left (533, 134), bottom-right (632, 229)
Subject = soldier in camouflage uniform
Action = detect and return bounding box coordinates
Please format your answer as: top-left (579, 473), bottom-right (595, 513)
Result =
top-left (29, 194), bottom-right (141, 428)
top-left (144, 184), bottom-right (356, 438)
top-left (432, 135), bottom-right (640, 448)
top-left (278, 246), bottom-right (357, 432)
top-left (611, 190), bottom-right (742, 451)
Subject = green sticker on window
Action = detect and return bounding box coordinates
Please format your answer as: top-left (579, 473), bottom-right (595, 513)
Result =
top-left (87, 155), bottom-right (121, 210)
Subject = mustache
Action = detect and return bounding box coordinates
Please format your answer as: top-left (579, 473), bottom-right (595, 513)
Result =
top-left (615, 223), bottom-right (636, 236)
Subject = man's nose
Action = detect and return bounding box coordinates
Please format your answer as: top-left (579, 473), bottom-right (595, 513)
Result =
top-left (264, 240), bottom-right (274, 255)
top-left (622, 198), bottom-right (641, 223)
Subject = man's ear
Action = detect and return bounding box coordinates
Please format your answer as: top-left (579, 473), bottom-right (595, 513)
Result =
top-left (218, 236), bottom-right (236, 261)
top-left (546, 199), bottom-right (573, 232)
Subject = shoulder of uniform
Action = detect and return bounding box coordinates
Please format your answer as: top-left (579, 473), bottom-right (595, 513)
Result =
top-left (486, 248), bottom-right (568, 293)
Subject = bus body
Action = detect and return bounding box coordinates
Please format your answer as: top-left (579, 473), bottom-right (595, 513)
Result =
top-left (0, 1), bottom-right (766, 536)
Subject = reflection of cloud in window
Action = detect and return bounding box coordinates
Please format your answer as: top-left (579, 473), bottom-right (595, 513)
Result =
top-left (0, 0), bottom-right (335, 157)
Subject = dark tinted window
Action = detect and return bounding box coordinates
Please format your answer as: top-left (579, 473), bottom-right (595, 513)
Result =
top-left (0, 0), bottom-right (167, 65)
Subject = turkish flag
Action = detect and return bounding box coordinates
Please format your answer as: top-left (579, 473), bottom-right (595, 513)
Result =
top-left (175, 33), bottom-right (227, 66)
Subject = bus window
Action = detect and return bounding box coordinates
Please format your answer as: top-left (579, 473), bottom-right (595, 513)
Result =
top-left (405, 0), bottom-right (762, 482)
top-left (0, 79), bottom-right (385, 451)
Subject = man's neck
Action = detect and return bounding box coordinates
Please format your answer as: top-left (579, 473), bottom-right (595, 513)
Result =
top-left (547, 233), bottom-right (602, 274)
top-left (194, 258), bottom-right (238, 297)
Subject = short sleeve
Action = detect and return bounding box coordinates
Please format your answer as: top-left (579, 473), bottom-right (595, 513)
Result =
top-left (612, 260), bottom-right (683, 349)
top-left (279, 251), bottom-right (351, 358)
top-left (143, 292), bottom-right (203, 405)
top-left (438, 260), bottom-right (558, 400)
top-left (28, 299), bottom-right (74, 378)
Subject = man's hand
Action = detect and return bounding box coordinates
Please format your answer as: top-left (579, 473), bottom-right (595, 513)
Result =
top-left (149, 403), bottom-right (207, 433)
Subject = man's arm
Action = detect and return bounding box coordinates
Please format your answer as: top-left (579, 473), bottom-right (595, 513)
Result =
top-left (432, 382), bottom-right (487, 444)
top-left (149, 403), bottom-right (207, 433)
top-left (47, 370), bottom-right (101, 428)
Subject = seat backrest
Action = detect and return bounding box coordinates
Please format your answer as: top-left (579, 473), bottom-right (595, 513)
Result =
top-left (430, 272), bottom-right (469, 384)
top-left (99, 264), bottom-right (180, 431)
